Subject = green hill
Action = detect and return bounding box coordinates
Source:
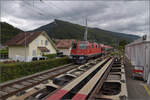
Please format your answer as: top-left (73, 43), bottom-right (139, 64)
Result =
top-left (0, 22), bottom-right (23, 44)
top-left (1, 19), bottom-right (140, 47)
top-left (32, 19), bottom-right (140, 46)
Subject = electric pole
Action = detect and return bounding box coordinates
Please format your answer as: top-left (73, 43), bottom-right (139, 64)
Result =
top-left (84, 19), bottom-right (88, 41)
top-left (25, 32), bottom-right (27, 62)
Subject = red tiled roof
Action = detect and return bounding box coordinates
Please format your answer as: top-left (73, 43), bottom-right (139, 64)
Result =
top-left (56, 39), bottom-right (75, 49)
top-left (4, 31), bottom-right (42, 46)
top-left (38, 47), bottom-right (50, 52)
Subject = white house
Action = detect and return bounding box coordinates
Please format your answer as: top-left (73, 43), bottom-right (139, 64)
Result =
top-left (5, 31), bottom-right (57, 62)
top-left (56, 39), bottom-right (75, 56)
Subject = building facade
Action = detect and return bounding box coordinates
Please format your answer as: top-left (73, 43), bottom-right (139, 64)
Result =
top-left (125, 35), bottom-right (150, 81)
top-left (56, 39), bottom-right (75, 56)
top-left (5, 31), bottom-right (57, 62)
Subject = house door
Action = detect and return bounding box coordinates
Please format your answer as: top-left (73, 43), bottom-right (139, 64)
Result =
top-left (32, 50), bottom-right (36, 56)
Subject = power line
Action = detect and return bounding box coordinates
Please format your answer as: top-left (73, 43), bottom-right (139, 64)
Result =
top-left (22, 0), bottom-right (58, 19)
top-left (42, 0), bottom-right (72, 19)
top-left (22, 0), bottom-right (88, 38)
top-left (22, 0), bottom-right (45, 17)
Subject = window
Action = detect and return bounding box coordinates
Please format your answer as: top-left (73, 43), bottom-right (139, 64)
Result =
top-left (45, 40), bottom-right (48, 46)
top-left (72, 43), bottom-right (77, 49)
top-left (35, 40), bottom-right (38, 46)
top-left (32, 50), bottom-right (36, 56)
top-left (41, 40), bottom-right (43, 45)
top-left (79, 43), bottom-right (88, 49)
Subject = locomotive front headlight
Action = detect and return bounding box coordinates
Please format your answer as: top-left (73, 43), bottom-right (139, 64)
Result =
top-left (69, 56), bottom-right (72, 59)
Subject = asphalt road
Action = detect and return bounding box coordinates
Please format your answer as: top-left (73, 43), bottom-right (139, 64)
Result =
top-left (124, 58), bottom-right (150, 100)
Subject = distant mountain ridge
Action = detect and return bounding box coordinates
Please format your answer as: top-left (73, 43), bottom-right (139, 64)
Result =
top-left (1, 19), bottom-right (140, 47)
top-left (1, 22), bottom-right (23, 44)
top-left (32, 19), bottom-right (140, 46)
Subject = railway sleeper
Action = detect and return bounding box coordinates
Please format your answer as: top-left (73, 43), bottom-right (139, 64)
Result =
top-left (44, 57), bottom-right (111, 100)
top-left (4, 57), bottom-right (106, 100)
top-left (95, 58), bottom-right (127, 100)
top-left (53, 74), bottom-right (76, 86)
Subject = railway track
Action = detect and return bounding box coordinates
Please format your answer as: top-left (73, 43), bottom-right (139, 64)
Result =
top-left (1, 56), bottom-right (127, 100)
top-left (44, 56), bottom-right (127, 100)
top-left (45, 57), bottom-right (113, 100)
top-left (0, 63), bottom-right (77, 100)
top-left (87, 56), bottom-right (128, 100)
top-left (0, 57), bottom-right (104, 100)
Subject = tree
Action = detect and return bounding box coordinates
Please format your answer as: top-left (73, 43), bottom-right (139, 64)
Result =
top-left (119, 40), bottom-right (128, 51)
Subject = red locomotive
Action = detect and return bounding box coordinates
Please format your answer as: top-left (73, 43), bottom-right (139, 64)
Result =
top-left (69, 41), bottom-right (103, 63)
top-left (69, 41), bottom-right (113, 63)
top-left (69, 20), bottom-right (113, 63)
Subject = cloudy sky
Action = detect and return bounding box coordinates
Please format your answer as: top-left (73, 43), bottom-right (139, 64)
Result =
top-left (1, 0), bottom-right (149, 36)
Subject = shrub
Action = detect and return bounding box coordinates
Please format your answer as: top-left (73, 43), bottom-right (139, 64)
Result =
top-left (0, 57), bottom-right (69, 83)
top-left (44, 54), bottom-right (57, 59)
top-left (0, 48), bottom-right (8, 54)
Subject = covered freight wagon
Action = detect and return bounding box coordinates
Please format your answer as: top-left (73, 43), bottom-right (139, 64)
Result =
top-left (125, 35), bottom-right (150, 82)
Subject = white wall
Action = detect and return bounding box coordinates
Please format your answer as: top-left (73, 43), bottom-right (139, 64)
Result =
top-left (125, 42), bottom-right (150, 81)
top-left (8, 46), bottom-right (29, 61)
top-left (58, 48), bottom-right (71, 56)
top-left (9, 46), bottom-right (29, 58)
top-left (29, 33), bottom-right (56, 56)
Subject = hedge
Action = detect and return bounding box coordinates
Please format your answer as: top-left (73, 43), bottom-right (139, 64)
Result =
top-left (0, 48), bottom-right (8, 54)
top-left (0, 57), bottom-right (69, 83)
top-left (44, 54), bottom-right (57, 59)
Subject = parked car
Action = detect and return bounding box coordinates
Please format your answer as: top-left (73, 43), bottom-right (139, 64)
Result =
top-left (57, 52), bottom-right (64, 57)
top-left (132, 65), bottom-right (144, 80)
top-left (32, 56), bottom-right (47, 61)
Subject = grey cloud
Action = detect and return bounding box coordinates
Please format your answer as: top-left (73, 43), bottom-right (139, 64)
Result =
top-left (1, 0), bottom-right (149, 36)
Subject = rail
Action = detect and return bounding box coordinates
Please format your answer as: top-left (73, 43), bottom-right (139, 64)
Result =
top-left (45, 57), bottom-right (113, 100)
top-left (0, 63), bottom-right (77, 99)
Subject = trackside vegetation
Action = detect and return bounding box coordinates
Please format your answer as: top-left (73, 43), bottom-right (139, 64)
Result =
top-left (0, 57), bottom-right (69, 83)
top-left (44, 54), bottom-right (57, 59)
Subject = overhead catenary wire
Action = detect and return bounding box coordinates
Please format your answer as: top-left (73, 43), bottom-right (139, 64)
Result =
top-left (22, 0), bottom-right (45, 17)
top-left (25, 0), bottom-right (91, 27)
top-left (41, 0), bottom-right (89, 25)
top-left (22, 0), bottom-right (57, 19)
top-left (41, 0), bottom-right (74, 20)
top-left (21, 0), bottom-right (91, 41)
top-left (39, 0), bottom-right (88, 39)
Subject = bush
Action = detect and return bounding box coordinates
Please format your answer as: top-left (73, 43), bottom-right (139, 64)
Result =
top-left (0, 57), bottom-right (69, 83)
top-left (0, 48), bottom-right (8, 54)
top-left (44, 54), bottom-right (57, 59)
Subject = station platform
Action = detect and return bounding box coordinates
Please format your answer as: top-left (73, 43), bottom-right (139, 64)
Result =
top-left (124, 58), bottom-right (150, 100)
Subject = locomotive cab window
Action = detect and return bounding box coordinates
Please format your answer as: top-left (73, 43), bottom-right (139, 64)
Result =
top-left (72, 43), bottom-right (77, 49)
top-left (79, 43), bottom-right (88, 49)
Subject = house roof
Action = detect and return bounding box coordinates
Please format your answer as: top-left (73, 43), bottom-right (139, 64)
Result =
top-left (4, 31), bottom-right (43, 46)
top-left (56, 39), bottom-right (75, 49)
